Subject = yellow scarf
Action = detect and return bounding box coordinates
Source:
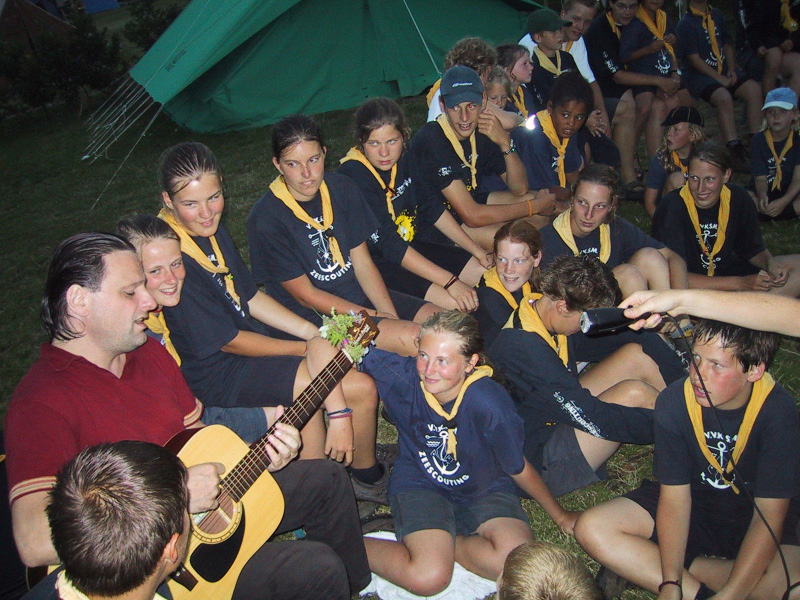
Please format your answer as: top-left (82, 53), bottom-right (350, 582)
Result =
top-left (436, 113), bottom-right (478, 190)
top-left (765, 130), bottom-right (794, 191)
top-left (534, 47), bottom-right (562, 76)
top-left (679, 183), bottom-right (730, 276)
top-left (482, 267), bottom-right (532, 310)
top-left (420, 365), bottom-right (493, 460)
top-left (340, 147), bottom-right (398, 219)
top-left (684, 373), bottom-right (774, 494)
top-left (553, 209), bottom-right (612, 263)
top-left (782, 0), bottom-right (799, 32)
top-left (536, 109), bottom-right (569, 187)
top-left (269, 175), bottom-right (345, 268)
top-left (564, 40), bottom-right (574, 52)
top-left (509, 293), bottom-right (569, 366)
top-left (689, 4), bottom-right (723, 74)
top-left (158, 208), bottom-right (241, 307)
top-left (145, 310), bottom-right (181, 366)
top-left (606, 12), bottom-right (621, 38)
top-left (427, 78), bottom-right (442, 107)
top-left (511, 85), bottom-right (529, 118)
top-left (56, 572), bottom-right (167, 600)
top-left (671, 151), bottom-right (688, 174)
top-left (636, 6), bottom-right (677, 65)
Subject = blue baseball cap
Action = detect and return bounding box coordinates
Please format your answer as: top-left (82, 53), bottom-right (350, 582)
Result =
top-left (440, 66), bottom-right (484, 108)
top-left (763, 87), bottom-right (798, 111)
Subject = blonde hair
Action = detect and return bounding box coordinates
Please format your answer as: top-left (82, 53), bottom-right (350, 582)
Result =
top-left (658, 123), bottom-right (707, 174)
top-left (498, 542), bottom-right (602, 600)
top-left (760, 107), bottom-right (800, 132)
top-left (486, 66), bottom-right (513, 97)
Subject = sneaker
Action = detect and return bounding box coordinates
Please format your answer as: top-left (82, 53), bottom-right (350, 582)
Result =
top-left (595, 566), bottom-right (633, 600)
top-left (361, 512), bottom-right (395, 534)
top-left (375, 443), bottom-right (398, 467)
top-left (357, 500), bottom-right (379, 521)
top-left (349, 460), bottom-right (390, 505)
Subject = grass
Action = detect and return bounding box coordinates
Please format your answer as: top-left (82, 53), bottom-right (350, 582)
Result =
top-left (2, 8), bottom-right (799, 597)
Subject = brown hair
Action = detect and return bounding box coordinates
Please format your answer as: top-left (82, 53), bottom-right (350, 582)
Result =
top-left (444, 37), bottom-right (497, 76)
top-left (540, 255), bottom-right (620, 310)
top-left (354, 97), bottom-right (411, 148)
top-left (493, 220), bottom-right (543, 290)
top-left (570, 163), bottom-right (621, 222)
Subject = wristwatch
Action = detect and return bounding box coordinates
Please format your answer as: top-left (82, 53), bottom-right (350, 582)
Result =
top-left (503, 139), bottom-right (516, 155)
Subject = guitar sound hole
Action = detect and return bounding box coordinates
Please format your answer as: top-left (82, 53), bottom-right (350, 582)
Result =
top-left (196, 490), bottom-right (238, 536)
top-left (190, 508), bottom-right (246, 583)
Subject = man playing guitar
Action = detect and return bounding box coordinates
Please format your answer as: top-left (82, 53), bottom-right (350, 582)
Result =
top-left (6, 232), bottom-right (370, 600)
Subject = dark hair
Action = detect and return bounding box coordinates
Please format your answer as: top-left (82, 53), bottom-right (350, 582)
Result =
top-left (443, 37), bottom-right (497, 73)
top-left (562, 0), bottom-right (599, 14)
top-left (496, 44), bottom-right (529, 72)
top-left (551, 70), bottom-right (594, 112)
top-left (42, 233), bottom-right (136, 342)
top-left (493, 220), bottom-right (543, 290)
top-left (539, 255), bottom-right (619, 311)
top-left (271, 114), bottom-right (325, 160)
top-left (117, 214), bottom-right (179, 256)
top-left (688, 140), bottom-right (733, 173)
top-left (693, 319), bottom-right (780, 372)
top-left (47, 441), bottom-right (188, 597)
top-left (354, 97), bottom-right (411, 148)
top-left (159, 142), bottom-right (223, 198)
top-left (571, 163), bottom-right (621, 222)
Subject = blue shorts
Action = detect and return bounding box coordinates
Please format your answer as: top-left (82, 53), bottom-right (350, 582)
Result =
top-left (389, 488), bottom-right (529, 541)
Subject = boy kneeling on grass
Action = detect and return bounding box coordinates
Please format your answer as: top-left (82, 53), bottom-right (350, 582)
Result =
top-left (575, 319), bottom-right (800, 600)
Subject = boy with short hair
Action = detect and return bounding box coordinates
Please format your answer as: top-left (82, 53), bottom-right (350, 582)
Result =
top-left (497, 541), bottom-right (602, 600)
top-left (513, 70), bottom-right (592, 192)
top-left (575, 319), bottom-right (800, 600)
top-left (525, 8), bottom-right (581, 111)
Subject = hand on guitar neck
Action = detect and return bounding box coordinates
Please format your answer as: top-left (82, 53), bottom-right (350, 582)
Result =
top-left (187, 406), bottom-right (301, 513)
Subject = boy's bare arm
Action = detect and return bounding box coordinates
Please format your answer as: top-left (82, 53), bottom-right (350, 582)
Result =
top-left (715, 497), bottom-right (789, 599)
top-left (656, 483), bottom-right (691, 597)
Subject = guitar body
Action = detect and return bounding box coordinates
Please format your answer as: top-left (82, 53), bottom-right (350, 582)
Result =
top-left (167, 425), bottom-right (285, 600)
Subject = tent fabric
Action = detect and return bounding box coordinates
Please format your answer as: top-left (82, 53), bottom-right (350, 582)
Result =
top-left (130, 0), bottom-right (536, 133)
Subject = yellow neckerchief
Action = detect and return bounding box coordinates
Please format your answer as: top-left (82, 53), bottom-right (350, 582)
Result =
top-left (145, 310), bottom-right (181, 366)
top-left (679, 183), bottom-right (730, 276)
top-left (510, 293), bottom-right (569, 366)
top-left (56, 571), bottom-right (168, 600)
top-left (606, 12), bottom-right (621, 38)
top-left (536, 110), bottom-right (569, 187)
top-left (636, 6), bottom-right (677, 65)
top-left (782, 0), bottom-right (800, 31)
top-left (158, 208), bottom-right (241, 307)
top-left (340, 147), bottom-right (399, 219)
top-left (689, 4), bottom-right (723, 73)
top-left (553, 209), bottom-right (612, 263)
top-left (564, 40), bottom-right (574, 52)
top-left (765, 129), bottom-right (795, 191)
top-left (671, 150), bottom-right (689, 174)
top-left (269, 175), bottom-right (345, 268)
top-left (419, 365), bottom-right (493, 460)
top-left (427, 78), bottom-right (442, 107)
top-left (684, 372), bottom-right (774, 495)
top-left (511, 85), bottom-right (529, 118)
top-left (482, 267), bottom-right (532, 310)
top-left (436, 113), bottom-right (478, 190)
top-left (534, 46), bottom-right (562, 76)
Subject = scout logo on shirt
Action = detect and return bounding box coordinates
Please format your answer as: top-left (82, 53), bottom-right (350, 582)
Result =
top-left (655, 50), bottom-right (671, 74)
top-left (418, 424), bottom-right (470, 485)
top-left (307, 221), bottom-right (352, 280)
top-left (208, 252), bottom-right (244, 316)
top-left (697, 223), bottom-right (721, 272)
top-left (439, 166), bottom-right (452, 177)
top-left (701, 430), bottom-right (738, 489)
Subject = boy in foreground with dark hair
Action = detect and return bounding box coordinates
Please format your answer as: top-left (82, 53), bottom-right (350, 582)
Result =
top-left (576, 320), bottom-right (800, 599)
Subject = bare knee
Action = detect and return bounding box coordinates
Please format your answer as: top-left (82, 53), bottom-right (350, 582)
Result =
top-left (608, 376), bottom-right (658, 409)
top-left (614, 263), bottom-right (647, 295)
top-left (406, 564), bottom-right (454, 596)
top-left (575, 505), bottom-right (618, 557)
top-left (343, 370), bottom-right (377, 411)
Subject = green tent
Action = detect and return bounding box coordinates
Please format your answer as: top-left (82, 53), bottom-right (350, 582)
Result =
top-left (128, 0), bottom-right (537, 133)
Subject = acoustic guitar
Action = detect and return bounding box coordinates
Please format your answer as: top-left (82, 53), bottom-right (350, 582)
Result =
top-left (166, 312), bottom-right (377, 600)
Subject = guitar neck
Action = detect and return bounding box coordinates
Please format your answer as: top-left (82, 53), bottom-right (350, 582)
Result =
top-left (222, 350), bottom-right (352, 501)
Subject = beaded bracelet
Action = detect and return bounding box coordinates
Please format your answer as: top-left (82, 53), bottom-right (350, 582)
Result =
top-left (443, 275), bottom-right (459, 290)
top-left (327, 407), bottom-right (353, 420)
top-left (658, 580), bottom-right (682, 598)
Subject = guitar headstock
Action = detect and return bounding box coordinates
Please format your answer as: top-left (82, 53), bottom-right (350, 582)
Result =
top-left (319, 310), bottom-right (379, 363)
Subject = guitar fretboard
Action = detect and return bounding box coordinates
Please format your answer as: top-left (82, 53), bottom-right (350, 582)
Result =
top-left (222, 351), bottom-right (353, 501)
